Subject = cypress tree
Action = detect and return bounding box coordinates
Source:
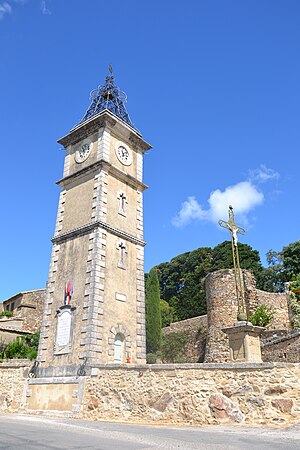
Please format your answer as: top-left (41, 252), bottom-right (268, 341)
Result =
top-left (145, 267), bottom-right (162, 354)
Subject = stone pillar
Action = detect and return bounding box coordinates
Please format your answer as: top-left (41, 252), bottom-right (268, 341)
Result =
top-left (204, 269), bottom-right (257, 363)
top-left (222, 322), bottom-right (264, 362)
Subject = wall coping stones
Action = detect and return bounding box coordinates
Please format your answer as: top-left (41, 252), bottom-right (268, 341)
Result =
top-left (0, 360), bottom-right (32, 368)
top-left (28, 377), bottom-right (79, 385)
top-left (90, 361), bottom-right (300, 371)
top-left (262, 330), bottom-right (300, 347)
top-left (0, 361), bottom-right (298, 373)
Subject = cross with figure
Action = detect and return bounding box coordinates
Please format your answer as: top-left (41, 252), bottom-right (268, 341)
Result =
top-left (218, 205), bottom-right (247, 321)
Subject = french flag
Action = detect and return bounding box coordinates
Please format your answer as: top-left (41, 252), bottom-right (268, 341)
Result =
top-left (64, 281), bottom-right (73, 305)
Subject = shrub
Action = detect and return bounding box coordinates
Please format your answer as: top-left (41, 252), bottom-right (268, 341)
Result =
top-left (0, 332), bottom-right (40, 360)
top-left (161, 332), bottom-right (187, 363)
top-left (289, 275), bottom-right (300, 329)
top-left (248, 305), bottom-right (274, 327)
top-left (146, 353), bottom-right (157, 364)
top-left (0, 311), bottom-right (13, 318)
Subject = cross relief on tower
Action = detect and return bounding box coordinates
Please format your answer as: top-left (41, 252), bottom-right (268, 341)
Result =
top-left (37, 68), bottom-right (151, 371)
top-left (117, 191), bottom-right (128, 216)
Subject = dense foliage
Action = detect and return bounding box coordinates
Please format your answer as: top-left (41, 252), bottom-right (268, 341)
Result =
top-left (0, 332), bottom-right (40, 360)
top-left (155, 240), bottom-right (264, 321)
top-left (257, 241), bottom-right (300, 292)
top-left (145, 268), bottom-right (162, 354)
top-left (147, 239), bottom-right (300, 324)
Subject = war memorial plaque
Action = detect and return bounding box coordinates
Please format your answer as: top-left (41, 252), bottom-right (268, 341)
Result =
top-left (57, 311), bottom-right (71, 347)
top-left (54, 306), bottom-right (75, 354)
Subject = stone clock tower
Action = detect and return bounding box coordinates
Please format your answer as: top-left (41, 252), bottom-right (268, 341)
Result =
top-left (38, 70), bottom-right (151, 371)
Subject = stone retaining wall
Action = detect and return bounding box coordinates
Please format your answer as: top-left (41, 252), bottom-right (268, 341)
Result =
top-left (162, 316), bottom-right (207, 362)
top-left (83, 362), bottom-right (300, 426)
top-left (0, 361), bottom-right (300, 426)
top-left (254, 289), bottom-right (290, 329)
top-left (0, 360), bottom-right (31, 412)
top-left (204, 269), bottom-right (291, 363)
top-left (262, 332), bottom-right (300, 363)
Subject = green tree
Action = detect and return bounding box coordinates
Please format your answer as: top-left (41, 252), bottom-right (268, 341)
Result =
top-left (160, 299), bottom-right (177, 327)
top-left (255, 249), bottom-right (285, 292)
top-left (257, 243), bottom-right (300, 292)
top-left (145, 268), bottom-right (162, 353)
top-left (156, 247), bottom-right (213, 321)
top-left (153, 241), bottom-right (267, 321)
top-left (211, 241), bottom-right (263, 280)
top-left (282, 241), bottom-right (300, 280)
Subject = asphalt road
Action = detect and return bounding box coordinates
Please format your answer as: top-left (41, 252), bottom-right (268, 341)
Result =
top-left (0, 414), bottom-right (299, 449)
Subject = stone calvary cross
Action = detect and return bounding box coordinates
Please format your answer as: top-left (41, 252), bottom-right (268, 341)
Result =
top-left (218, 205), bottom-right (247, 321)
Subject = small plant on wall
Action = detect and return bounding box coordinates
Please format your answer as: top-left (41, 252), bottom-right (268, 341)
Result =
top-left (248, 305), bottom-right (274, 327)
top-left (289, 274), bottom-right (300, 329)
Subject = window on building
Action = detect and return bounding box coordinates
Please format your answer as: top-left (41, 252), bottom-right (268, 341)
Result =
top-left (114, 333), bottom-right (125, 363)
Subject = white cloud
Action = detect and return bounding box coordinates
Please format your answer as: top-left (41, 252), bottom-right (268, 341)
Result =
top-left (249, 164), bottom-right (280, 183)
top-left (208, 181), bottom-right (264, 223)
top-left (0, 2), bottom-right (12, 19)
top-left (171, 196), bottom-right (207, 227)
top-left (41, 0), bottom-right (51, 15)
top-left (172, 181), bottom-right (264, 227)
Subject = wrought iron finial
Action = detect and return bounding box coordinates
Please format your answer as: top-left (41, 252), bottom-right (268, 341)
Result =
top-left (76, 70), bottom-right (137, 131)
top-left (77, 357), bottom-right (88, 377)
top-left (28, 360), bottom-right (39, 378)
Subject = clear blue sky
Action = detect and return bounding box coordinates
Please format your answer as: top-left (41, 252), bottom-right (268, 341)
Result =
top-left (1, 0), bottom-right (300, 300)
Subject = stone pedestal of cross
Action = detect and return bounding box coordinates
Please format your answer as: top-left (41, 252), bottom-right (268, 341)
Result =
top-left (218, 205), bottom-right (247, 321)
top-left (222, 321), bottom-right (264, 363)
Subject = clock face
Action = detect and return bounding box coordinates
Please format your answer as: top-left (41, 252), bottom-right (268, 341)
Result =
top-left (115, 142), bottom-right (133, 166)
top-left (75, 142), bottom-right (91, 163)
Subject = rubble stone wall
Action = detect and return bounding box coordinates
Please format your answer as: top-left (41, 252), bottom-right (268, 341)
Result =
top-left (0, 360), bottom-right (31, 412)
top-left (19, 290), bottom-right (46, 332)
top-left (262, 332), bottom-right (300, 363)
top-left (254, 289), bottom-right (290, 329)
top-left (0, 361), bottom-right (299, 426)
top-left (204, 269), bottom-right (291, 363)
top-left (83, 362), bottom-right (300, 426)
top-left (204, 270), bottom-right (239, 362)
top-left (162, 316), bottom-right (208, 362)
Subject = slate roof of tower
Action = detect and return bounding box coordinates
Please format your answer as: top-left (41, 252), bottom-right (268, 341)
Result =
top-left (77, 69), bottom-right (137, 131)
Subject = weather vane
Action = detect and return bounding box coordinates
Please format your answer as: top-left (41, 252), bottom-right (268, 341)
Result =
top-left (218, 205), bottom-right (247, 321)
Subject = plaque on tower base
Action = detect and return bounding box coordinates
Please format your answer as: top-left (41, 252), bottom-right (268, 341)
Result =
top-left (54, 305), bottom-right (76, 355)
